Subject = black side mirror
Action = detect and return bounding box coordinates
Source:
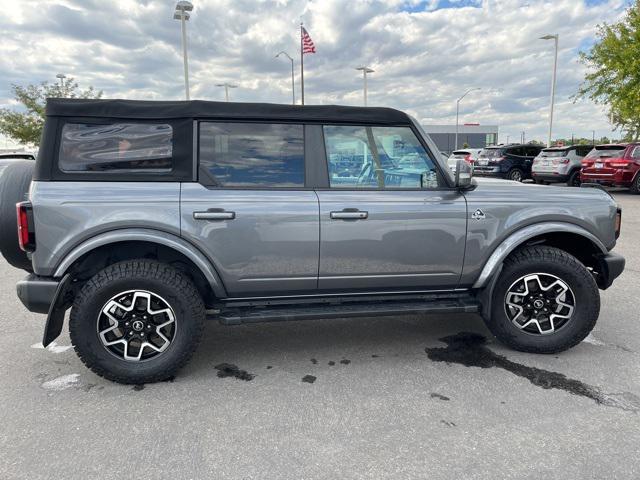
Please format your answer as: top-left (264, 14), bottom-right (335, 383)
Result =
top-left (455, 159), bottom-right (473, 189)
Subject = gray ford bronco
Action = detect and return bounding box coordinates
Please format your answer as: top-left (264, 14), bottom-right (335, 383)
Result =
top-left (2, 98), bottom-right (624, 384)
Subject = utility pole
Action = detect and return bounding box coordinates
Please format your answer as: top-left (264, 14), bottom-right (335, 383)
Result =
top-left (216, 83), bottom-right (237, 102)
top-left (455, 88), bottom-right (481, 150)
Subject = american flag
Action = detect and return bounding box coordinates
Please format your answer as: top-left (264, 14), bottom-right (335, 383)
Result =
top-left (301, 27), bottom-right (316, 54)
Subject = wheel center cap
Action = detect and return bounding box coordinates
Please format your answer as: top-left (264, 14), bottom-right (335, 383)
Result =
top-left (132, 320), bottom-right (145, 332)
top-left (533, 299), bottom-right (544, 309)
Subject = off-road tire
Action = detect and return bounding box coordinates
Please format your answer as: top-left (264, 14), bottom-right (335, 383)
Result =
top-left (485, 246), bottom-right (599, 353)
top-left (70, 259), bottom-right (205, 384)
top-left (567, 169), bottom-right (581, 187)
top-left (0, 160), bottom-right (34, 271)
top-left (506, 168), bottom-right (524, 182)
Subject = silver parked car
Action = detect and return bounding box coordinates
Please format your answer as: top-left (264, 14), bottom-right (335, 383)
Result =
top-left (3, 98), bottom-right (625, 384)
top-left (532, 145), bottom-right (594, 187)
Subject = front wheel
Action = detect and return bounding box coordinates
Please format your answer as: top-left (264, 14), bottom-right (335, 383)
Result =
top-left (484, 246), bottom-right (599, 353)
top-left (70, 260), bottom-right (205, 384)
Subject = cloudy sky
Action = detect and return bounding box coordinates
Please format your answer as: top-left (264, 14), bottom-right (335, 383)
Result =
top-left (0, 0), bottom-right (631, 147)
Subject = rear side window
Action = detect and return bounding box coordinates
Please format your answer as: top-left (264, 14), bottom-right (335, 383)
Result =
top-left (198, 122), bottom-right (304, 187)
top-left (59, 123), bottom-right (173, 172)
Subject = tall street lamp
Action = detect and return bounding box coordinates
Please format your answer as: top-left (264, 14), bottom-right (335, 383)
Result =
top-left (356, 66), bottom-right (374, 106)
top-left (55, 73), bottom-right (66, 88)
top-left (216, 83), bottom-right (237, 102)
top-left (455, 88), bottom-right (481, 150)
top-left (540, 34), bottom-right (559, 147)
top-left (173, 1), bottom-right (194, 100)
top-left (276, 51), bottom-right (295, 105)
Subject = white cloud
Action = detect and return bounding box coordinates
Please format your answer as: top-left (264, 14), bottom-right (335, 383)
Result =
top-left (0, 0), bottom-right (629, 146)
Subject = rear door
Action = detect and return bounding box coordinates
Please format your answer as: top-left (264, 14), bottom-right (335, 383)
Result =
top-left (181, 122), bottom-right (319, 297)
top-left (316, 124), bottom-right (467, 291)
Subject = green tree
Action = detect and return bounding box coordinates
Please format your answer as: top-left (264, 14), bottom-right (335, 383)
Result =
top-left (0, 77), bottom-right (102, 147)
top-left (576, 1), bottom-right (640, 140)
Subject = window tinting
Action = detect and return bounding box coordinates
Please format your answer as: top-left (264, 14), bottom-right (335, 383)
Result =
top-left (199, 123), bottom-right (304, 187)
top-left (323, 125), bottom-right (443, 189)
top-left (59, 123), bottom-right (172, 172)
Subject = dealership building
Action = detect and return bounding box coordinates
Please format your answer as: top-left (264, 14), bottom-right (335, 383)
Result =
top-left (422, 124), bottom-right (499, 155)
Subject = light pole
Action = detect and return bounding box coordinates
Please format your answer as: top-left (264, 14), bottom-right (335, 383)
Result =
top-left (276, 51), bottom-right (295, 105)
top-left (455, 88), bottom-right (481, 150)
top-left (216, 83), bottom-right (237, 102)
top-left (356, 66), bottom-right (374, 106)
top-left (55, 73), bottom-right (66, 88)
top-left (173, 1), bottom-right (193, 100)
top-left (540, 34), bottom-right (559, 147)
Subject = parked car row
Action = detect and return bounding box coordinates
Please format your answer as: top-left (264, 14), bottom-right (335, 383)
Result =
top-left (447, 142), bottom-right (640, 193)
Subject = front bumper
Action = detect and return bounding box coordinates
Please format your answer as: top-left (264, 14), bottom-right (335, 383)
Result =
top-left (595, 252), bottom-right (625, 289)
top-left (16, 274), bottom-right (60, 314)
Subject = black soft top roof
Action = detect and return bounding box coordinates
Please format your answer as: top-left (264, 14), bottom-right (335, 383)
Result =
top-left (45, 98), bottom-right (412, 125)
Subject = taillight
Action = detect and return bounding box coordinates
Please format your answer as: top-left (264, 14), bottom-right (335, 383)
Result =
top-left (608, 159), bottom-right (630, 168)
top-left (582, 160), bottom-right (593, 167)
top-left (553, 158), bottom-right (570, 164)
top-left (464, 154), bottom-right (473, 164)
top-left (615, 208), bottom-right (622, 239)
top-left (16, 201), bottom-right (35, 252)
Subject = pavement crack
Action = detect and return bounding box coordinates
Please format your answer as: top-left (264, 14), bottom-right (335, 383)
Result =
top-left (426, 332), bottom-right (640, 413)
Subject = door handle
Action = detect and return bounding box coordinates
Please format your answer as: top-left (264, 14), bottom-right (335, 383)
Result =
top-left (330, 210), bottom-right (368, 220)
top-left (193, 210), bottom-right (236, 220)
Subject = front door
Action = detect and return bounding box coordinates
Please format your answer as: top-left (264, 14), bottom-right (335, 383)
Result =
top-left (317, 125), bottom-right (467, 291)
top-left (181, 122), bottom-right (319, 297)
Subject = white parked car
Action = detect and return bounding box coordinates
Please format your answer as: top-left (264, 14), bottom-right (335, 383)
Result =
top-left (447, 149), bottom-right (482, 172)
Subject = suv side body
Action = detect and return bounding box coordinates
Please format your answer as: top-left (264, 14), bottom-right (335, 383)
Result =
top-left (473, 144), bottom-right (543, 181)
top-left (531, 145), bottom-right (593, 185)
top-left (12, 99), bottom-right (625, 383)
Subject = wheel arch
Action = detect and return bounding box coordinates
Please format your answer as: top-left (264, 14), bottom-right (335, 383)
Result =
top-left (473, 222), bottom-right (607, 289)
top-left (53, 229), bottom-right (227, 302)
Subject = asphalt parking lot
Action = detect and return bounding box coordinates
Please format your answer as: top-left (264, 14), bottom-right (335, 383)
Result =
top-left (1, 190), bottom-right (639, 480)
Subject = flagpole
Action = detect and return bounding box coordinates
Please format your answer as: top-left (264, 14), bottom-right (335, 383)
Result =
top-left (300, 22), bottom-right (304, 105)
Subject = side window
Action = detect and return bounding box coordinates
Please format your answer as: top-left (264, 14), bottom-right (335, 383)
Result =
top-left (630, 146), bottom-right (640, 159)
top-left (578, 146), bottom-right (592, 157)
top-left (507, 147), bottom-right (525, 156)
top-left (59, 123), bottom-right (173, 172)
top-left (524, 146), bottom-right (540, 157)
top-left (323, 125), bottom-right (443, 189)
top-left (198, 123), bottom-right (304, 187)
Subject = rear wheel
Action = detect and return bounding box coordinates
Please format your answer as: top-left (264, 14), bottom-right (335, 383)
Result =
top-left (0, 161), bottom-right (34, 271)
top-left (485, 246), bottom-right (599, 353)
top-left (70, 259), bottom-right (205, 384)
top-left (567, 169), bottom-right (581, 187)
top-left (506, 168), bottom-right (524, 182)
top-left (630, 174), bottom-right (640, 194)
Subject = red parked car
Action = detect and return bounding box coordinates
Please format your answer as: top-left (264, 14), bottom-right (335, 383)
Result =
top-left (581, 143), bottom-right (640, 193)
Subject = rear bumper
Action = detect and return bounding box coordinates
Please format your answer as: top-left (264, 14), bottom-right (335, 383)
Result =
top-left (581, 168), bottom-right (634, 187)
top-left (595, 252), bottom-right (625, 289)
top-left (532, 172), bottom-right (569, 182)
top-left (16, 275), bottom-right (60, 314)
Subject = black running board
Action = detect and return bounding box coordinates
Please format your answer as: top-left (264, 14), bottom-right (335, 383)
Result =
top-left (214, 295), bottom-right (480, 326)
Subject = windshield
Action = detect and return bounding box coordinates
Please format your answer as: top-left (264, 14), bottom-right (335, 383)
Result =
top-left (539, 149), bottom-right (569, 158)
top-left (479, 148), bottom-right (503, 158)
top-left (585, 146), bottom-right (626, 159)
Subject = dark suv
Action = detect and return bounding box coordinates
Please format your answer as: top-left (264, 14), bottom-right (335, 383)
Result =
top-left (474, 144), bottom-right (544, 182)
top-left (2, 99), bottom-right (624, 384)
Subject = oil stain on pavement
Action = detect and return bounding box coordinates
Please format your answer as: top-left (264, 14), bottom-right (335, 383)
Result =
top-left (302, 375), bottom-right (317, 384)
top-left (426, 332), bottom-right (640, 413)
top-left (214, 363), bottom-right (255, 381)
